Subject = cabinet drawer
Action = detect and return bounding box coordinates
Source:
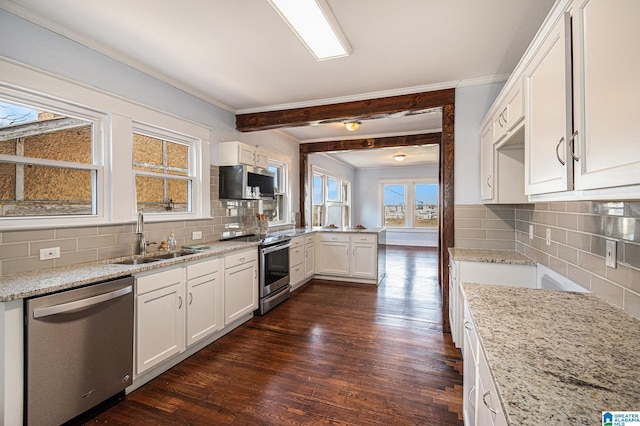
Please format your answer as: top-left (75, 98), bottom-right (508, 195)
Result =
top-left (290, 263), bottom-right (305, 285)
top-left (186, 257), bottom-right (219, 279)
top-left (224, 248), bottom-right (258, 269)
top-left (304, 235), bottom-right (315, 245)
top-left (291, 237), bottom-right (304, 249)
top-left (289, 245), bottom-right (305, 266)
top-left (136, 267), bottom-right (184, 295)
top-left (318, 233), bottom-right (349, 243)
top-left (350, 234), bottom-right (376, 244)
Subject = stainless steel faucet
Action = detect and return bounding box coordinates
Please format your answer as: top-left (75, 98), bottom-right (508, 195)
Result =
top-left (135, 212), bottom-right (146, 255)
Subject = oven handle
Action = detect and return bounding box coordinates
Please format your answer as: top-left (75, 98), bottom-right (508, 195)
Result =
top-left (260, 242), bottom-right (292, 255)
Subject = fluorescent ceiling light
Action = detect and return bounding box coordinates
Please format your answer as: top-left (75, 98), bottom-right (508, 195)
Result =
top-left (268, 0), bottom-right (351, 60)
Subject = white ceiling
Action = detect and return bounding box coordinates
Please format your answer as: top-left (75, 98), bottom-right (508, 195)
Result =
top-left (1, 0), bottom-right (556, 165)
top-left (324, 143), bottom-right (440, 169)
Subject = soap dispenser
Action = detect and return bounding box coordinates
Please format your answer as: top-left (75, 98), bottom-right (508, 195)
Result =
top-left (167, 231), bottom-right (177, 250)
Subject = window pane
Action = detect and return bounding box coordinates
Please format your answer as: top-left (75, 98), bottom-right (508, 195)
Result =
top-left (133, 134), bottom-right (188, 176)
top-left (327, 177), bottom-right (340, 201)
top-left (136, 175), bottom-right (190, 213)
top-left (383, 184), bottom-right (406, 227)
top-left (312, 205), bottom-right (323, 227)
top-left (313, 175), bottom-right (323, 205)
top-left (1, 101), bottom-right (93, 163)
top-left (0, 162), bottom-right (94, 216)
top-left (415, 183), bottom-right (439, 227)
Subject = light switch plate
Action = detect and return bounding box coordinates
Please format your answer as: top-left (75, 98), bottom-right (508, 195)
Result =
top-left (192, 231), bottom-right (203, 240)
top-left (606, 240), bottom-right (617, 268)
top-left (529, 225), bottom-right (534, 240)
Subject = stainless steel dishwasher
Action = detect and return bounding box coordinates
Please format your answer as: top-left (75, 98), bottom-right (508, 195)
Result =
top-left (25, 276), bottom-right (134, 426)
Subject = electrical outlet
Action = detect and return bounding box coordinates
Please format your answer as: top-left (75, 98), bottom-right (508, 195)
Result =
top-left (545, 228), bottom-right (551, 246)
top-left (606, 240), bottom-right (617, 269)
top-left (192, 231), bottom-right (203, 240)
top-left (529, 224), bottom-right (534, 240)
top-left (40, 247), bottom-right (60, 260)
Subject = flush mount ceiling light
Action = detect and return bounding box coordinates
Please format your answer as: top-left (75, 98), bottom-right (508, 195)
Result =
top-left (344, 121), bottom-right (360, 131)
top-left (393, 154), bottom-right (406, 162)
top-left (268, 0), bottom-right (351, 61)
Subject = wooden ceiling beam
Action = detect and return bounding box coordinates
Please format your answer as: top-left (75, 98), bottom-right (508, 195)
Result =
top-left (236, 88), bottom-right (455, 132)
top-left (299, 132), bottom-right (442, 154)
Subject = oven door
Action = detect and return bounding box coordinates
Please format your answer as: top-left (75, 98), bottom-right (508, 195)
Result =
top-left (259, 242), bottom-right (291, 297)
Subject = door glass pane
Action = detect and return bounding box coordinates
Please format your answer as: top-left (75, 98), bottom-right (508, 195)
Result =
top-left (414, 183), bottom-right (439, 227)
top-left (383, 184), bottom-right (405, 227)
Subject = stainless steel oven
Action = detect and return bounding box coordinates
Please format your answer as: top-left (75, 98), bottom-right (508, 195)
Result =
top-left (256, 236), bottom-right (291, 315)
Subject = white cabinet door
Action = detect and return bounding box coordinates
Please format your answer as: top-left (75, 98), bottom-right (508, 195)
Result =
top-left (350, 242), bottom-right (376, 279)
top-left (255, 148), bottom-right (269, 169)
top-left (237, 143), bottom-right (255, 166)
top-left (525, 13), bottom-right (573, 195)
top-left (186, 270), bottom-right (222, 346)
top-left (135, 280), bottom-right (185, 376)
top-left (224, 261), bottom-right (258, 325)
top-left (478, 346), bottom-right (508, 426)
top-left (305, 241), bottom-right (315, 278)
top-left (480, 122), bottom-right (495, 202)
top-left (463, 321), bottom-right (478, 426)
top-left (572, 0), bottom-right (640, 190)
top-left (315, 241), bottom-right (350, 276)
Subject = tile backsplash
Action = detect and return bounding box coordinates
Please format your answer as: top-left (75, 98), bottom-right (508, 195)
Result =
top-left (455, 201), bottom-right (640, 318)
top-left (0, 166), bottom-right (291, 277)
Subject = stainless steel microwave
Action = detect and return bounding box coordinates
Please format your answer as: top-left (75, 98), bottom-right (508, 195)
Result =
top-left (219, 165), bottom-right (275, 200)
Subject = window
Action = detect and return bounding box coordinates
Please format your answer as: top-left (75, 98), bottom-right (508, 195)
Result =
top-left (381, 180), bottom-right (438, 228)
top-left (0, 98), bottom-right (103, 217)
top-left (262, 159), bottom-right (288, 223)
top-left (132, 123), bottom-right (195, 214)
top-left (311, 167), bottom-right (351, 227)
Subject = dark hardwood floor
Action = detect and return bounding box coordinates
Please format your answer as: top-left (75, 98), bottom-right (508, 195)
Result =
top-left (82, 246), bottom-right (463, 425)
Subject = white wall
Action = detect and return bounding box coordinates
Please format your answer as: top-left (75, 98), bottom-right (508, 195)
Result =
top-left (454, 82), bottom-right (504, 204)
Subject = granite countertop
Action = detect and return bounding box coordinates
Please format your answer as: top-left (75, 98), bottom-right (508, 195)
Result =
top-left (309, 226), bottom-right (386, 234)
top-left (0, 240), bottom-right (258, 302)
top-left (463, 283), bottom-right (640, 425)
top-left (449, 248), bottom-right (536, 265)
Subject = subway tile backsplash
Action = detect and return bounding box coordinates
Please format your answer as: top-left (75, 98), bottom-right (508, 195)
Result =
top-left (455, 201), bottom-right (640, 319)
top-left (0, 165), bottom-right (291, 277)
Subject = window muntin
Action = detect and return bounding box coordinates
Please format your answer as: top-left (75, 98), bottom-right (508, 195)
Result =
top-left (132, 127), bottom-right (195, 214)
top-left (0, 99), bottom-right (100, 217)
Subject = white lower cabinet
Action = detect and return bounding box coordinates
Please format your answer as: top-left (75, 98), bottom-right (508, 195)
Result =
top-left (135, 267), bottom-right (186, 376)
top-left (464, 298), bottom-right (507, 426)
top-left (304, 235), bottom-right (315, 279)
top-left (186, 258), bottom-right (223, 346)
top-left (315, 233), bottom-right (378, 282)
top-left (224, 248), bottom-right (258, 325)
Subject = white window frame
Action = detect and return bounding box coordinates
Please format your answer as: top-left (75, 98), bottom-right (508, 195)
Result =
top-left (132, 121), bottom-right (199, 217)
top-left (379, 178), bottom-right (438, 230)
top-left (311, 165), bottom-right (352, 227)
top-left (260, 149), bottom-right (292, 226)
top-left (0, 86), bottom-right (108, 228)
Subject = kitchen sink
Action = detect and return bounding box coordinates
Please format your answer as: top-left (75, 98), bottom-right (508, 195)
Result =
top-left (114, 257), bottom-right (160, 265)
top-left (150, 250), bottom-right (195, 260)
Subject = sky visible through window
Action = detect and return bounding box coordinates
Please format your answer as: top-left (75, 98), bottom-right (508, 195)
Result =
top-left (384, 184), bottom-right (438, 205)
top-left (0, 102), bottom-right (38, 126)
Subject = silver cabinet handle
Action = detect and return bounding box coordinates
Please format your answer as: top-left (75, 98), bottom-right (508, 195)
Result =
top-left (305, 250), bottom-right (308, 257)
top-left (239, 257), bottom-right (245, 262)
top-left (464, 321), bottom-right (473, 331)
top-left (33, 286), bottom-right (132, 318)
top-left (569, 130), bottom-right (580, 162)
top-left (254, 269), bottom-right (257, 279)
top-left (178, 295), bottom-right (183, 309)
top-left (346, 247), bottom-right (349, 256)
top-left (486, 176), bottom-right (492, 188)
top-left (555, 137), bottom-right (566, 165)
top-left (482, 390), bottom-right (497, 415)
top-left (469, 386), bottom-right (476, 411)
top-left (353, 248), bottom-right (356, 256)
top-left (189, 292), bottom-right (193, 305)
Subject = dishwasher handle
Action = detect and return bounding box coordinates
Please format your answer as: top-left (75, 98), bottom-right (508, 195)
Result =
top-left (33, 286), bottom-right (132, 319)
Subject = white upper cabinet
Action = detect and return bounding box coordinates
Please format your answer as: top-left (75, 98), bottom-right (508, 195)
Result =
top-left (524, 12), bottom-right (573, 195)
top-left (492, 77), bottom-right (524, 145)
top-left (571, 0), bottom-right (640, 191)
top-left (480, 122), bottom-right (495, 202)
top-left (219, 141), bottom-right (269, 168)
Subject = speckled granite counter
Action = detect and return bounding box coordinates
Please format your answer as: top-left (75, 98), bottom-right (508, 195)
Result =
top-left (463, 283), bottom-right (640, 425)
top-left (449, 248), bottom-right (535, 265)
top-left (0, 241), bottom-right (258, 302)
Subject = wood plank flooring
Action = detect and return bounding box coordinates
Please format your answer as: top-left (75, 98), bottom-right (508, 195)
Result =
top-left (80, 246), bottom-right (463, 425)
